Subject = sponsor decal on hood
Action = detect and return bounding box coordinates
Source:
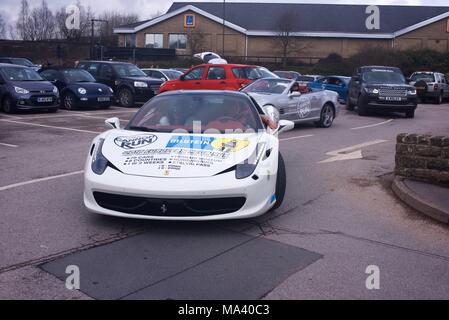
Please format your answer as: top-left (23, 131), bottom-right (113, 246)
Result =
top-left (102, 131), bottom-right (262, 178)
top-left (114, 134), bottom-right (158, 149)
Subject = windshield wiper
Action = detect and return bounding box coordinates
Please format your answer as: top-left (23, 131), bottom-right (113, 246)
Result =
top-left (128, 126), bottom-right (164, 132)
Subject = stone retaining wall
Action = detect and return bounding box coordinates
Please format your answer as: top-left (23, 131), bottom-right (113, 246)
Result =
top-left (396, 133), bottom-right (449, 184)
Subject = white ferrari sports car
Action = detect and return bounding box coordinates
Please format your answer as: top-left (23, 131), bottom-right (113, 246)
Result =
top-left (84, 90), bottom-right (294, 221)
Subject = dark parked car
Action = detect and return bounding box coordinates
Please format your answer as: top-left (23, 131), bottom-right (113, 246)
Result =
top-left (0, 57), bottom-right (41, 72)
top-left (141, 68), bottom-right (183, 82)
top-left (76, 61), bottom-right (164, 107)
top-left (0, 63), bottom-right (59, 114)
top-left (39, 67), bottom-right (114, 110)
top-left (273, 70), bottom-right (302, 80)
top-left (347, 66), bottom-right (418, 118)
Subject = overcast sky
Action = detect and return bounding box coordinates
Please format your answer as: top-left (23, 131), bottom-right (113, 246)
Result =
top-left (1, 0), bottom-right (448, 26)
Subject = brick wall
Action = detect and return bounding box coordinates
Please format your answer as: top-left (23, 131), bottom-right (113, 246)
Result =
top-left (396, 133), bottom-right (449, 184)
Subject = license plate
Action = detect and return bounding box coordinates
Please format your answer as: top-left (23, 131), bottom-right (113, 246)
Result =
top-left (383, 96), bottom-right (403, 101)
top-left (97, 97), bottom-right (110, 102)
top-left (37, 97), bottom-right (53, 103)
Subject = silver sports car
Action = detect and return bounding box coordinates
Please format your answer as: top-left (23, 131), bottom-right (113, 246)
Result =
top-left (242, 78), bottom-right (340, 128)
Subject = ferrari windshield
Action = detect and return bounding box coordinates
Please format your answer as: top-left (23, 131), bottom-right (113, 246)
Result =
top-left (1, 66), bottom-right (43, 81)
top-left (128, 93), bottom-right (264, 134)
top-left (242, 79), bottom-right (292, 94)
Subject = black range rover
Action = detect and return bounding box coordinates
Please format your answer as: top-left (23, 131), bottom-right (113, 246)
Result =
top-left (77, 61), bottom-right (164, 107)
top-left (0, 63), bottom-right (59, 114)
top-left (348, 66), bottom-right (418, 118)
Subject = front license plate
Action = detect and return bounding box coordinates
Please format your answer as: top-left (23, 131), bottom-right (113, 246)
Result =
top-left (98, 97), bottom-right (110, 102)
top-left (37, 97), bottom-right (53, 103)
top-left (383, 96), bottom-right (403, 101)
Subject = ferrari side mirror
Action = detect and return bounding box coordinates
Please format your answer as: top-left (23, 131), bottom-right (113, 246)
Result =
top-left (105, 117), bottom-right (121, 129)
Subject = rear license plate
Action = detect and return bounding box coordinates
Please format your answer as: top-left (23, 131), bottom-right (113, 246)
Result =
top-left (37, 97), bottom-right (53, 103)
top-left (98, 97), bottom-right (110, 102)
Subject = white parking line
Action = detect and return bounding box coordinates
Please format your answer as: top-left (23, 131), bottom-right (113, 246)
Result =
top-left (280, 134), bottom-right (314, 142)
top-left (0, 142), bottom-right (18, 148)
top-left (0, 170), bottom-right (84, 192)
top-left (351, 119), bottom-right (393, 130)
top-left (0, 119), bottom-right (101, 134)
top-left (0, 114), bottom-right (22, 120)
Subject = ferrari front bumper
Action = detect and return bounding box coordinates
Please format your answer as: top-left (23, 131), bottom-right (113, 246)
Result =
top-left (84, 163), bottom-right (278, 221)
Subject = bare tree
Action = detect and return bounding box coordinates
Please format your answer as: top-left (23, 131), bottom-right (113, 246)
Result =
top-left (56, 1), bottom-right (93, 41)
top-left (16, 0), bottom-right (56, 40)
top-left (0, 12), bottom-right (6, 39)
top-left (16, 0), bottom-right (31, 40)
top-left (274, 12), bottom-right (309, 68)
top-left (9, 26), bottom-right (17, 40)
top-left (187, 28), bottom-right (206, 55)
top-left (28, 0), bottom-right (56, 40)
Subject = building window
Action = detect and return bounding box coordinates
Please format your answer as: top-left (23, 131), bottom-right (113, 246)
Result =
top-left (124, 34), bottom-right (136, 48)
top-left (145, 34), bottom-right (163, 48)
top-left (169, 34), bottom-right (187, 49)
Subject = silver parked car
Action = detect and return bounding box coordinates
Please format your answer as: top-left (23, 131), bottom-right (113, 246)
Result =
top-left (242, 78), bottom-right (340, 128)
top-left (409, 71), bottom-right (449, 104)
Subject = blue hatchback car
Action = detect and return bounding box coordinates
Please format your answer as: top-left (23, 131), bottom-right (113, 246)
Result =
top-left (308, 76), bottom-right (351, 104)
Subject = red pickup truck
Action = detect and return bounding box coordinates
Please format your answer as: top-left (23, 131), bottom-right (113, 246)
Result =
top-left (159, 64), bottom-right (277, 93)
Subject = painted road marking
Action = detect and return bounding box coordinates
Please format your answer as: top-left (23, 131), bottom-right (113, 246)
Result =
top-left (0, 119), bottom-right (101, 134)
top-left (280, 134), bottom-right (314, 142)
top-left (0, 171), bottom-right (84, 192)
top-left (351, 119), bottom-right (393, 130)
top-left (319, 139), bottom-right (388, 163)
top-left (0, 142), bottom-right (18, 148)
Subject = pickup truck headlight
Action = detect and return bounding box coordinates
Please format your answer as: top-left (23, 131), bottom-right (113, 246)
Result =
top-left (14, 86), bottom-right (29, 94)
top-left (134, 81), bottom-right (148, 88)
top-left (78, 87), bottom-right (87, 95)
top-left (365, 88), bottom-right (379, 94)
top-left (91, 138), bottom-right (108, 175)
top-left (236, 143), bottom-right (265, 179)
top-left (407, 89), bottom-right (417, 95)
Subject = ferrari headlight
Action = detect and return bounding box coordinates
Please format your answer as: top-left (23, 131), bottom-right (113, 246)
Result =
top-left (236, 143), bottom-right (265, 179)
top-left (408, 89), bottom-right (417, 95)
top-left (78, 87), bottom-right (87, 95)
top-left (14, 86), bottom-right (29, 94)
top-left (91, 138), bottom-right (108, 175)
top-left (134, 81), bottom-right (148, 88)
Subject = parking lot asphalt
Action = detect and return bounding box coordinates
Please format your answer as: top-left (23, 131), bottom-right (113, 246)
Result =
top-left (1, 103), bottom-right (449, 299)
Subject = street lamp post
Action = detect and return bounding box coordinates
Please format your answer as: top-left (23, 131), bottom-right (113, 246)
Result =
top-left (91, 19), bottom-right (109, 60)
